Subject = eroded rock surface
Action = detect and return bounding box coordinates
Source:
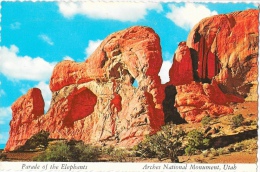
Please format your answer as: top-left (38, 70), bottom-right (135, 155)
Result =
top-left (187, 9), bottom-right (258, 100)
top-left (5, 26), bottom-right (164, 151)
top-left (175, 81), bottom-right (243, 123)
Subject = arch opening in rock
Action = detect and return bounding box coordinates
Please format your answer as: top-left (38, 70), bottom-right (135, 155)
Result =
top-left (132, 79), bottom-right (139, 88)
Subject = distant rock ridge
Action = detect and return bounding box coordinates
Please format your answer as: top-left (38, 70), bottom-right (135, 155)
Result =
top-left (5, 9), bottom-right (258, 151)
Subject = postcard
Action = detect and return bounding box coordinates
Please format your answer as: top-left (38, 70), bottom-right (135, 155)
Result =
top-left (0, 0), bottom-right (258, 171)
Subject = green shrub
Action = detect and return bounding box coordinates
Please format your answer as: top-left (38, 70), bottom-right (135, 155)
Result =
top-left (19, 131), bottom-right (49, 151)
top-left (217, 148), bottom-right (225, 155)
top-left (134, 135), bottom-right (156, 158)
top-left (72, 143), bottom-right (100, 162)
top-left (210, 148), bottom-right (219, 156)
top-left (231, 114), bottom-right (244, 128)
top-left (135, 123), bottom-right (185, 162)
top-left (102, 146), bottom-right (115, 155)
top-left (109, 148), bottom-right (128, 162)
top-left (201, 116), bottom-right (211, 126)
top-left (34, 141), bottom-right (100, 162)
top-left (185, 129), bottom-right (210, 156)
top-left (202, 150), bottom-right (209, 157)
top-left (34, 142), bottom-right (70, 161)
top-left (0, 153), bottom-right (7, 161)
top-left (251, 119), bottom-right (257, 126)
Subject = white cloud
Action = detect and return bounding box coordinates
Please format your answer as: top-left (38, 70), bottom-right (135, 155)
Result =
top-left (0, 89), bottom-right (6, 97)
top-left (58, 1), bottom-right (162, 22)
top-left (0, 107), bottom-right (12, 125)
top-left (63, 56), bottom-right (74, 61)
top-left (166, 3), bottom-right (218, 30)
top-left (35, 81), bottom-right (52, 112)
top-left (39, 34), bottom-right (54, 45)
top-left (10, 22), bottom-right (21, 30)
top-left (0, 132), bottom-right (9, 144)
top-left (0, 106), bottom-right (12, 144)
top-left (0, 45), bottom-right (56, 82)
top-left (159, 60), bottom-right (172, 84)
top-left (85, 39), bottom-right (102, 57)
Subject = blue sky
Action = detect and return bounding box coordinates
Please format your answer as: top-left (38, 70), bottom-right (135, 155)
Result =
top-left (0, 1), bottom-right (257, 148)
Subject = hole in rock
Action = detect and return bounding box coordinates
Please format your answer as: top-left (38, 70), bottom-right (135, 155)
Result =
top-left (132, 79), bottom-right (139, 88)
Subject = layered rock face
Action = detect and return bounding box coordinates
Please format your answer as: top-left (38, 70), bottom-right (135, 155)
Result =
top-left (6, 88), bottom-right (44, 151)
top-left (175, 81), bottom-right (243, 122)
top-left (168, 9), bottom-right (258, 122)
top-left (187, 9), bottom-right (258, 101)
top-left (5, 10), bottom-right (258, 151)
top-left (5, 26), bottom-right (164, 151)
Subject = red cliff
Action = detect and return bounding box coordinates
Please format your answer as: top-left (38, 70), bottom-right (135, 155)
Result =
top-left (187, 9), bottom-right (258, 100)
top-left (167, 9), bottom-right (257, 122)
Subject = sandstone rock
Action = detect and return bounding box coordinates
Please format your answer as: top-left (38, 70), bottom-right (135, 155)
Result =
top-left (175, 81), bottom-right (243, 123)
top-left (169, 42), bottom-right (194, 85)
top-left (5, 26), bottom-right (164, 151)
top-left (187, 9), bottom-right (258, 100)
top-left (5, 88), bottom-right (44, 151)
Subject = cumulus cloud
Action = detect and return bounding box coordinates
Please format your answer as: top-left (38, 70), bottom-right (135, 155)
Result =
top-left (63, 56), bottom-right (74, 61)
top-left (85, 39), bottom-right (103, 57)
top-left (10, 22), bottom-right (21, 30)
top-left (39, 34), bottom-right (54, 45)
top-left (166, 3), bottom-right (218, 30)
top-left (159, 60), bottom-right (172, 84)
top-left (58, 1), bottom-right (162, 22)
top-left (0, 107), bottom-right (12, 125)
top-left (35, 81), bottom-right (52, 112)
top-left (0, 106), bottom-right (12, 144)
top-left (0, 45), bottom-right (56, 81)
top-left (0, 81), bottom-right (5, 97)
top-left (0, 132), bottom-right (9, 144)
top-left (0, 89), bottom-right (6, 97)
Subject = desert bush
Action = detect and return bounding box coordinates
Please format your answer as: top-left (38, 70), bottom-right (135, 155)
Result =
top-left (35, 142), bottom-right (70, 161)
top-left (217, 148), bottom-right (224, 155)
top-left (250, 119), bottom-right (257, 126)
top-left (18, 130), bottom-right (49, 151)
top-left (185, 129), bottom-right (210, 156)
top-left (102, 146), bottom-right (115, 155)
top-left (73, 142), bottom-right (100, 162)
top-left (231, 114), bottom-right (244, 128)
top-left (133, 135), bottom-right (156, 158)
top-left (109, 148), bottom-right (128, 162)
top-left (201, 116), bottom-right (211, 126)
top-left (202, 150), bottom-right (209, 157)
top-left (135, 123), bottom-right (185, 162)
top-left (210, 148), bottom-right (219, 156)
top-left (34, 141), bottom-right (100, 162)
top-left (233, 142), bottom-right (243, 152)
top-left (0, 153), bottom-right (7, 161)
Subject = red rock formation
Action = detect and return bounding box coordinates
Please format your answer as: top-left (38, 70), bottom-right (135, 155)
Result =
top-left (169, 42), bottom-right (194, 85)
top-left (175, 81), bottom-right (243, 123)
top-left (6, 88), bottom-right (44, 151)
top-left (187, 9), bottom-right (258, 100)
top-left (165, 9), bottom-right (257, 123)
top-left (5, 26), bottom-right (164, 151)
